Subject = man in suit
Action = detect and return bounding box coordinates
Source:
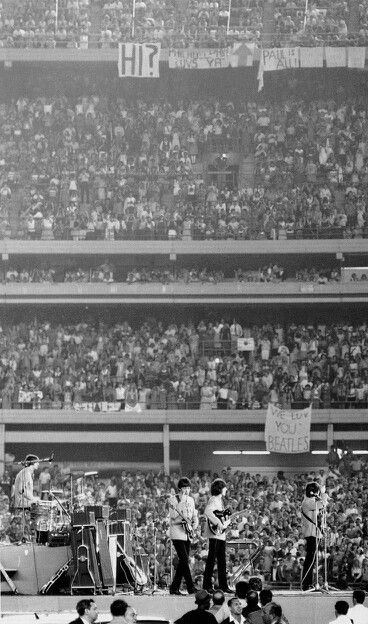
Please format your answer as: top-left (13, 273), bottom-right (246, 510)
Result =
top-left (68, 599), bottom-right (98, 624)
top-left (169, 476), bottom-right (198, 595)
top-left (203, 478), bottom-right (233, 593)
top-left (174, 589), bottom-right (218, 624)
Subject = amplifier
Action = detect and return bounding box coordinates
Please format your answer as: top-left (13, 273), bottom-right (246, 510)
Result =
top-left (117, 508), bottom-right (131, 521)
top-left (85, 505), bottom-right (106, 519)
top-left (109, 520), bottom-right (131, 537)
top-left (48, 531), bottom-right (70, 547)
top-left (72, 510), bottom-right (94, 526)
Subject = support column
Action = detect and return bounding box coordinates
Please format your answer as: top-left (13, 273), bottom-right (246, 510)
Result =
top-left (327, 423), bottom-right (333, 450)
top-left (163, 424), bottom-right (170, 475)
top-left (0, 425), bottom-right (5, 478)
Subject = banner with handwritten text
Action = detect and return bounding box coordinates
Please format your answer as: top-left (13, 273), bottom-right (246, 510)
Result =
top-left (168, 46), bottom-right (233, 69)
top-left (265, 403), bottom-right (311, 454)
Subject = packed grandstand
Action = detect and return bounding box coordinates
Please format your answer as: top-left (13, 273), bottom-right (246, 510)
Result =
top-left (0, 0), bottom-right (368, 602)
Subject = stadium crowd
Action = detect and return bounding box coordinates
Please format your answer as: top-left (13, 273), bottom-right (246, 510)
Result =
top-left (99, 0), bottom-right (264, 48)
top-left (1, 0), bottom-right (368, 48)
top-left (1, 317), bottom-right (368, 410)
top-left (1, 263), bottom-right (344, 284)
top-left (0, 0), bottom-right (91, 48)
top-left (0, 94), bottom-right (367, 241)
top-left (1, 457), bottom-right (368, 590)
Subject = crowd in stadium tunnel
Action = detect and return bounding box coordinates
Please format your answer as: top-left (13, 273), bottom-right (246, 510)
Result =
top-left (1, 318), bottom-right (368, 410)
top-left (0, 94), bottom-right (367, 240)
top-left (2, 263), bottom-right (344, 283)
top-left (1, 462), bottom-right (368, 589)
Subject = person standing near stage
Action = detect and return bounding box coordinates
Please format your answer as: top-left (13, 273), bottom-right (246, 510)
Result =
top-left (203, 478), bottom-right (233, 594)
top-left (301, 481), bottom-right (328, 590)
top-left (68, 599), bottom-right (99, 624)
top-left (169, 476), bottom-right (198, 595)
top-left (12, 454), bottom-right (40, 510)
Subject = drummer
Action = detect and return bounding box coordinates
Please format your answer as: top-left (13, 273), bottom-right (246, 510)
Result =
top-left (12, 454), bottom-right (40, 510)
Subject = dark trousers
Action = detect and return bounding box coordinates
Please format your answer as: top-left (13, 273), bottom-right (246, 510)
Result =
top-left (203, 538), bottom-right (227, 590)
top-left (302, 536), bottom-right (317, 589)
top-left (171, 539), bottom-right (195, 592)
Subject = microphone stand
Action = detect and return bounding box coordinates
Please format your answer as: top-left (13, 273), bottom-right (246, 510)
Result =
top-left (151, 526), bottom-right (165, 595)
top-left (320, 503), bottom-right (338, 592)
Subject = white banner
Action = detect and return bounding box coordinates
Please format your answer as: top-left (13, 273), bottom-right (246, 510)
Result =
top-left (118, 43), bottom-right (161, 77)
top-left (325, 47), bottom-right (346, 68)
top-left (237, 337), bottom-right (255, 352)
top-left (231, 42), bottom-right (256, 67)
top-left (348, 47), bottom-right (366, 68)
top-left (74, 402), bottom-right (121, 412)
top-left (169, 46), bottom-right (233, 69)
top-left (265, 403), bottom-right (311, 453)
top-left (262, 47), bottom-right (300, 71)
top-left (300, 47), bottom-right (323, 68)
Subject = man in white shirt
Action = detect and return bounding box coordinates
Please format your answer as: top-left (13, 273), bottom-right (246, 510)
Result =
top-left (223, 597), bottom-right (246, 624)
top-left (348, 590), bottom-right (368, 624)
top-left (329, 601), bottom-right (353, 624)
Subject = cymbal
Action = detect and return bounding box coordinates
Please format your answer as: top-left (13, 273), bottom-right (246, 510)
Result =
top-left (62, 471), bottom-right (84, 479)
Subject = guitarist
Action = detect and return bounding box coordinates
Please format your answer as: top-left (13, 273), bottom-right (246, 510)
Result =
top-left (203, 478), bottom-right (234, 594)
top-left (301, 481), bottom-right (328, 590)
top-left (169, 477), bottom-right (198, 595)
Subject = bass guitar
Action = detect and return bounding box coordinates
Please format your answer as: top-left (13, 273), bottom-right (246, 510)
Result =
top-left (168, 499), bottom-right (195, 540)
top-left (207, 508), bottom-right (243, 536)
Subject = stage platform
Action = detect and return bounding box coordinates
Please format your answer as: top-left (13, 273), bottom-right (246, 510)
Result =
top-left (1, 591), bottom-right (354, 624)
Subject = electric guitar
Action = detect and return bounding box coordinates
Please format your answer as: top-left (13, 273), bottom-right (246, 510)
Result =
top-left (207, 508), bottom-right (243, 536)
top-left (168, 499), bottom-right (195, 540)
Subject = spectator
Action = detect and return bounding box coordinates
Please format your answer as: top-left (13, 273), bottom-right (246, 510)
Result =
top-left (209, 590), bottom-right (229, 623)
top-left (68, 599), bottom-right (98, 624)
top-left (348, 590), bottom-right (368, 624)
top-left (174, 589), bottom-right (218, 624)
top-left (223, 597), bottom-right (246, 624)
top-left (329, 601), bottom-right (352, 624)
top-left (242, 591), bottom-right (263, 624)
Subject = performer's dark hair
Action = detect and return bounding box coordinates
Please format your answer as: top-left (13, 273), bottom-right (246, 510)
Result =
top-left (211, 478), bottom-right (226, 495)
top-left (305, 482), bottom-right (320, 498)
top-left (178, 477), bottom-right (191, 490)
top-left (353, 589), bottom-right (366, 604)
top-left (335, 601), bottom-right (349, 615)
top-left (76, 599), bottom-right (95, 616)
top-left (260, 589), bottom-right (273, 605)
top-left (110, 599), bottom-right (129, 616)
top-left (25, 454), bottom-right (39, 467)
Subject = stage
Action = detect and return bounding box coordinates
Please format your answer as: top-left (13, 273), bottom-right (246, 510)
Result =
top-left (0, 591), bottom-right (353, 623)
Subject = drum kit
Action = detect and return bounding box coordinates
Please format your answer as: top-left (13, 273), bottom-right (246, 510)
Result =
top-left (31, 498), bottom-right (71, 544)
top-left (12, 456), bottom-right (153, 593)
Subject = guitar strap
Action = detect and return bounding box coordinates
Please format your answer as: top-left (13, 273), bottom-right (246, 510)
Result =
top-left (301, 508), bottom-right (320, 535)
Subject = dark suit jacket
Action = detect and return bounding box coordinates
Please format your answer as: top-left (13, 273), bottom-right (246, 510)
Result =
top-left (68, 618), bottom-right (85, 624)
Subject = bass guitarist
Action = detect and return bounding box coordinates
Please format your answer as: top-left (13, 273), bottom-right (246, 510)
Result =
top-left (203, 478), bottom-right (234, 594)
top-left (169, 477), bottom-right (198, 595)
